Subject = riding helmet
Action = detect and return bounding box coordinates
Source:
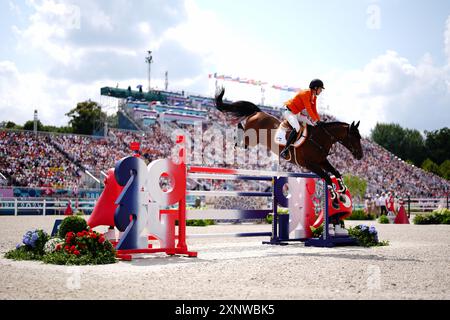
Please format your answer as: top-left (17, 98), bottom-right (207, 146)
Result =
top-left (309, 79), bottom-right (325, 90)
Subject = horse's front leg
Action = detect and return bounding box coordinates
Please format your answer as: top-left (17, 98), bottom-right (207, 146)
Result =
top-left (306, 163), bottom-right (340, 211)
top-left (320, 159), bottom-right (348, 193)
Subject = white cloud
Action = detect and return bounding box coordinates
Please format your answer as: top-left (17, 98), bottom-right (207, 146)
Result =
top-left (324, 49), bottom-right (450, 137)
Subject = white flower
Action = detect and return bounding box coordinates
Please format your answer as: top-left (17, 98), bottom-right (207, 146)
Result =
top-left (44, 238), bottom-right (64, 254)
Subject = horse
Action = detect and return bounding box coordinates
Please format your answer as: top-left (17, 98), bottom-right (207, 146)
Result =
top-left (214, 88), bottom-right (364, 214)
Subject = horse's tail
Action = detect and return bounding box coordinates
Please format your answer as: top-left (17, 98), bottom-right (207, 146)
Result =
top-left (214, 87), bottom-right (261, 121)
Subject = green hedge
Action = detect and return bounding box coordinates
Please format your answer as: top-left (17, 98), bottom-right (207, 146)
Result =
top-left (345, 209), bottom-right (376, 220)
top-left (413, 208), bottom-right (450, 225)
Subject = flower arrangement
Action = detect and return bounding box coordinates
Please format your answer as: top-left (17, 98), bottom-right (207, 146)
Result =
top-left (42, 229), bottom-right (116, 265)
top-left (6, 216), bottom-right (116, 265)
top-left (5, 229), bottom-right (50, 261)
top-left (347, 224), bottom-right (389, 247)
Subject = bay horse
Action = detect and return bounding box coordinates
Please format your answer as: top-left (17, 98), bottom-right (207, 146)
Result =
top-left (214, 88), bottom-right (364, 213)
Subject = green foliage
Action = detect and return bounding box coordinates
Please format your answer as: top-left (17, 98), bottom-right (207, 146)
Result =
top-left (343, 175), bottom-right (367, 200)
top-left (345, 209), bottom-right (375, 220)
top-left (5, 246), bottom-right (43, 261)
top-left (266, 214), bottom-right (273, 224)
top-left (310, 224), bottom-right (323, 238)
top-left (7, 229), bottom-right (117, 265)
top-left (23, 120), bottom-right (44, 131)
top-left (66, 100), bottom-right (106, 135)
top-left (425, 127), bottom-right (450, 165)
top-left (413, 209), bottom-right (450, 225)
top-left (5, 121), bottom-right (19, 129)
top-left (58, 216), bottom-right (88, 238)
top-left (371, 123), bottom-right (426, 166)
top-left (378, 215), bottom-right (390, 224)
top-left (347, 225), bottom-right (389, 247)
top-left (421, 158), bottom-right (440, 175)
top-left (438, 160), bottom-right (450, 180)
top-left (185, 219), bottom-right (215, 227)
top-left (42, 250), bottom-right (116, 265)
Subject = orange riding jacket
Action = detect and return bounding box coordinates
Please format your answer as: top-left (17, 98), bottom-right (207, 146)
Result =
top-left (285, 89), bottom-right (320, 122)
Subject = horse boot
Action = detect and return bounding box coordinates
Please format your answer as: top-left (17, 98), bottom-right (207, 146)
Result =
top-left (327, 185), bottom-right (340, 210)
top-left (280, 129), bottom-right (297, 159)
top-left (336, 177), bottom-right (347, 193)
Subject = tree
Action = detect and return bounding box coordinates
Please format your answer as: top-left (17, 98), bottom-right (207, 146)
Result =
top-left (403, 128), bottom-right (426, 166)
top-left (425, 128), bottom-right (450, 165)
top-left (371, 123), bottom-right (426, 166)
top-left (439, 160), bottom-right (450, 181)
top-left (66, 100), bottom-right (106, 135)
top-left (371, 123), bottom-right (406, 156)
top-left (343, 174), bottom-right (367, 200)
top-left (5, 121), bottom-right (18, 129)
top-left (23, 120), bottom-right (44, 131)
top-left (421, 158), bottom-right (440, 175)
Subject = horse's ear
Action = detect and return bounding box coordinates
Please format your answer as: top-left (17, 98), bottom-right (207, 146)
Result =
top-left (356, 121), bottom-right (360, 128)
top-left (350, 121), bottom-right (355, 129)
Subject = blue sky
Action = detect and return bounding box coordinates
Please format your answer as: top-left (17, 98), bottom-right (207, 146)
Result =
top-left (0, 0), bottom-right (449, 136)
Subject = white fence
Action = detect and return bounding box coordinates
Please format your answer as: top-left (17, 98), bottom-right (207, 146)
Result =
top-left (0, 198), bottom-right (97, 216)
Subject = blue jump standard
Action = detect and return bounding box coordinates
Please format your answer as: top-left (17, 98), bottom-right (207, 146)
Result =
top-left (262, 177), bottom-right (358, 247)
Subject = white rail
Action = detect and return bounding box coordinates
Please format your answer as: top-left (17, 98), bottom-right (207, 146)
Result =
top-left (0, 199), bottom-right (97, 216)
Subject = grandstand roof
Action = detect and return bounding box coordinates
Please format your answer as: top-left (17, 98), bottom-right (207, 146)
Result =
top-left (100, 87), bottom-right (167, 103)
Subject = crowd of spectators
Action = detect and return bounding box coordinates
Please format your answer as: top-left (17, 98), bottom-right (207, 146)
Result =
top-left (0, 108), bottom-right (448, 199)
top-left (0, 131), bottom-right (81, 189)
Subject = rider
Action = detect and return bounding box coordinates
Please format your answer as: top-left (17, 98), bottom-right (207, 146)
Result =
top-left (278, 79), bottom-right (325, 159)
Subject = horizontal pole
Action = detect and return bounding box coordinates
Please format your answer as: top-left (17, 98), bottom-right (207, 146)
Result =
top-left (187, 209), bottom-right (272, 220)
top-left (187, 191), bottom-right (272, 197)
top-left (188, 166), bottom-right (319, 179)
top-left (188, 173), bottom-right (272, 181)
top-left (187, 232), bottom-right (272, 239)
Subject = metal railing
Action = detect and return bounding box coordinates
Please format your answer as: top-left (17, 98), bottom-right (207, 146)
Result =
top-left (0, 198), bottom-right (97, 216)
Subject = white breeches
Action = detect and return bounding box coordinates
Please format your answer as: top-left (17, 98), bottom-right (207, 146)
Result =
top-left (283, 109), bottom-right (314, 132)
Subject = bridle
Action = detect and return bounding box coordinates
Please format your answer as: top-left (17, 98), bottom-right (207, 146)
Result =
top-left (314, 123), bottom-right (360, 157)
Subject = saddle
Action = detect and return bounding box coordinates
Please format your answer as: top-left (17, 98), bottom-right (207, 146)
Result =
top-left (275, 120), bottom-right (308, 148)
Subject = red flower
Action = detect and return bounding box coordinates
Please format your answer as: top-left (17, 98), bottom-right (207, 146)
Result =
top-left (98, 237), bottom-right (105, 244)
top-left (64, 245), bottom-right (69, 251)
top-left (56, 244), bottom-right (61, 251)
top-left (73, 250), bottom-right (80, 256)
top-left (70, 245), bottom-right (76, 251)
top-left (77, 232), bottom-right (82, 237)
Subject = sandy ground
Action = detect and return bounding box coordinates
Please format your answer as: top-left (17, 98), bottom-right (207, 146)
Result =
top-left (0, 216), bottom-right (449, 300)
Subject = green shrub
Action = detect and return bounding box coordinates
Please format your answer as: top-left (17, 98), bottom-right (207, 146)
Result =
top-left (6, 228), bottom-right (116, 265)
top-left (186, 219), bottom-right (215, 227)
top-left (345, 209), bottom-right (375, 220)
top-left (5, 245), bottom-right (43, 261)
top-left (58, 216), bottom-right (88, 238)
top-left (5, 229), bottom-right (50, 260)
top-left (378, 215), bottom-right (390, 224)
top-left (413, 210), bottom-right (450, 225)
top-left (347, 225), bottom-right (389, 247)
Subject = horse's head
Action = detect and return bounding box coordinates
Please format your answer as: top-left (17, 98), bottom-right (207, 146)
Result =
top-left (340, 121), bottom-right (363, 160)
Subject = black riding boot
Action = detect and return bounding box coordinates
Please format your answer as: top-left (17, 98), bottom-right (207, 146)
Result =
top-left (280, 129), bottom-right (297, 159)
